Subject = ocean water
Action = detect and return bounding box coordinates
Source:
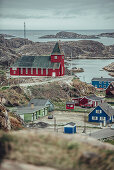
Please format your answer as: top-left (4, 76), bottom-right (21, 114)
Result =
top-left (0, 29), bottom-right (114, 45)
top-left (67, 59), bottom-right (114, 83)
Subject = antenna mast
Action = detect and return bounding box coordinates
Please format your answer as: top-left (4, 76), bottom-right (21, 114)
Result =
top-left (24, 22), bottom-right (26, 39)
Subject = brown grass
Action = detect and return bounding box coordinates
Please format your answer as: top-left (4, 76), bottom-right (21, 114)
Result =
top-left (0, 130), bottom-right (114, 170)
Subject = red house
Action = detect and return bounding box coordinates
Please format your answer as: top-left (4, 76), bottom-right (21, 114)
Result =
top-left (72, 95), bottom-right (103, 108)
top-left (106, 82), bottom-right (114, 97)
top-left (72, 97), bottom-right (83, 106)
top-left (66, 101), bottom-right (75, 110)
top-left (10, 42), bottom-right (64, 77)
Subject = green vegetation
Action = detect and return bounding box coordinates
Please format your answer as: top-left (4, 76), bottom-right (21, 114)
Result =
top-left (104, 139), bottom-right (114, 145)
top-left (53, 101), bottom-right (91, 113)
top-left (0, 86), bottom-right (10, 90)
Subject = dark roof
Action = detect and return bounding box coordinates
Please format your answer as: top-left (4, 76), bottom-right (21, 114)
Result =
top-left (92, 77), bottom-right (114, 82)
top-left (51, 42), bottom-right (62, 55)
top-left (16, 106), bottom-right (46, 115)
top-left (11, 55), bottom-right (60, 69)
top-left (98, 103), bottom-right (114, 116)
top-left (86, 95), bottom-right (103, 101)
top-left (28, 99), bottom-right (50, 107)
top-left (66, 101), bottom-right (75, 105)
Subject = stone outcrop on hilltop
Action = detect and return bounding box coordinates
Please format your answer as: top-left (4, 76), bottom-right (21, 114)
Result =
top-left (40, 31), bottom-right (99, 39)
top-left (0, 34), bottom-right (114, 69)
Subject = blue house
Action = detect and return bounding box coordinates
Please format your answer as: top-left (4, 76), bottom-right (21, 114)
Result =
top-left (64, 122), bottom-right (76, 134)
top-left (88, 103), bottom-right (114, 126)
top-left (91, 77), bottom-right (114, 89)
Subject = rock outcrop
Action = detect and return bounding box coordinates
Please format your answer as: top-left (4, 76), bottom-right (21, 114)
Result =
top-left (40, 31), bottom-right (99, 39)
top-left (98, 32), bottom-right (114, 38)
top-left (0, 104), bottom-right (11, 131)
top-left (0, 35), bottom-right (114, 69)
top-left (103, 62), bottom-right (114, 77)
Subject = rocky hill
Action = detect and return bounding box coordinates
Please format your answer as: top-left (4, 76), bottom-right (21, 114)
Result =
top-left (0, 35), bottom-right (114, 69)
top-left (98, 32), bottom-right (114, 38)
top-left (0, 130), bottom-right (114, 170)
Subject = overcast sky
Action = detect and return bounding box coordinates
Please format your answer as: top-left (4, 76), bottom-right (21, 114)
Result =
top-left (0, 0), bottom-right (114, 30)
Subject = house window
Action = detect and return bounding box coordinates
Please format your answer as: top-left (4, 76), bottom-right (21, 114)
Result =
top-left (26, 68), bottom-right (28, 74)
top-left (104, 85), bottom-right (106, 88)
top-left (20, 68), bottom-right (23, 74)
top-left (62, 56), bottom-right (64, 59)
top-left (13, 71), bottom-right (16, 74)
top-left (70, 105), bottom-right (73, 107)
top-left (41, 69), bottom-right (43, 75)
top-left (96, 110), bottom-right (102, 113)
top-left (99, 85), bottom-right (102, 88)
top-left (99, 81), bottom-right (102, 84)
top-left (62, 67), bottom-right (64, 74)
top-left (36, 68), bottom-right (38, 74)
top-left (92, 116), bottom-right (98, 120)
top-left (54, 56), bottom-right (57, 59)
top-left (31, 68), bottom-right (33, 74)
top-left (46, 69), bottom-right (48, 75)
top-left (100, 117), bottom-right (105, 120)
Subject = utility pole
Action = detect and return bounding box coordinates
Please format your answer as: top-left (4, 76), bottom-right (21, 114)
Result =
top-left (24, 22), bottom-right (26, 39)
top-left (83, 110), bottom-right (86, 133)
top-left (71, 51), bottom-right (72, 76)
top-left (54, 117), bottom-right (56, 132)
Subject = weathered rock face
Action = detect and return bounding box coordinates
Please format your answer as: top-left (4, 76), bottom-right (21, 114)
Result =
top-left (0, 35), bottom-right (114, 69)
top-left (0, 104), bottom-right (11, 131)
top-left (0, 35), bottom-right (34, 68)
top-left (39, 31), bottom-right (99, 39)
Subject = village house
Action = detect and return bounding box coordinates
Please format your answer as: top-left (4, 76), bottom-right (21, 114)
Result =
top-left (28, 98), bottom-right (54, 112)
top-left (72, 95), bottom-right (103, 108)
top-left (66, 101), bottom-right (75, 110)
top-left (16, 104), bottom-right (48, 122)
top-left (106, 82), bottom-right (114, 97)
top-left (88, 103), bottom-right (114, 126)
top-left (91, 77), bottom-right (114, 89)
top-left (10, 42), bottom-right (64, 77)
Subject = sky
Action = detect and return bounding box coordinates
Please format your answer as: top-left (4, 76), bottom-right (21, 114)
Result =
top-left (0, 0), bottom-right (114, 30)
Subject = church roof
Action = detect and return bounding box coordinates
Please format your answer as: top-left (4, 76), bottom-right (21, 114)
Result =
top-left (51, 42), bottom-right (62, 55)
top-left (12, 55), bottom-right (60, 69)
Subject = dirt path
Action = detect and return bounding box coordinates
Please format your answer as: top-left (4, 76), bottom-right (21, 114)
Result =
top-left (19, 75), bottom-right (73, 87)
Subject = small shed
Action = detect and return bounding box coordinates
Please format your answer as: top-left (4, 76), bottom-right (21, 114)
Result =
top-left (64, 122), bottom-right (76, 134)
top-left (66, 101), bottom-right (75, 110)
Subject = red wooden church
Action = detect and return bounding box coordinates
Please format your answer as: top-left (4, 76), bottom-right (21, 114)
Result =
top-left (10, 42), bottom-right (64, 77)
top-left (106, 82), bottom-right (114, 97)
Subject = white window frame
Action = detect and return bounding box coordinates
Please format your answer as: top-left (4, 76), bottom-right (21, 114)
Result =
top-left (46, 69), bottom-right (48, 75)
top-left (54, 56), bottom-right (57, 59)
top-left (31, 68), bottom-right (33, 74)
top-left (96, 110), bottom-right (102, 114)
top-left (100, 117), bottom-right (105, 120)
top-left (13, 70), bottom-right (16, 74)
top-left (26, 68), bottom-right (28, 74)
top-left (20, 68), bottom-right (23, 74)
top-left (36, 68), bottom-right (38, 74)
top-left (41, 69), bottom-right (43, 75)
top-left (92, 116), bottom-right (98, 120)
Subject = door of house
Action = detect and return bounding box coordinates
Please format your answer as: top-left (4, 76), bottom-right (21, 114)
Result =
top-left (52, 72), bottom-right (56, 77)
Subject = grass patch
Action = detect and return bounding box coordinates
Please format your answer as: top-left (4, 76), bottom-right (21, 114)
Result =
top-left (0, 86), bottom-right (9, 90)
top-left (104, 139), bottom-right (114, 145)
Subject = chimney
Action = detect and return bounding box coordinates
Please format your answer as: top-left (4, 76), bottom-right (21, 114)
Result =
top-left (31, 103), bottom-right (34, 109)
